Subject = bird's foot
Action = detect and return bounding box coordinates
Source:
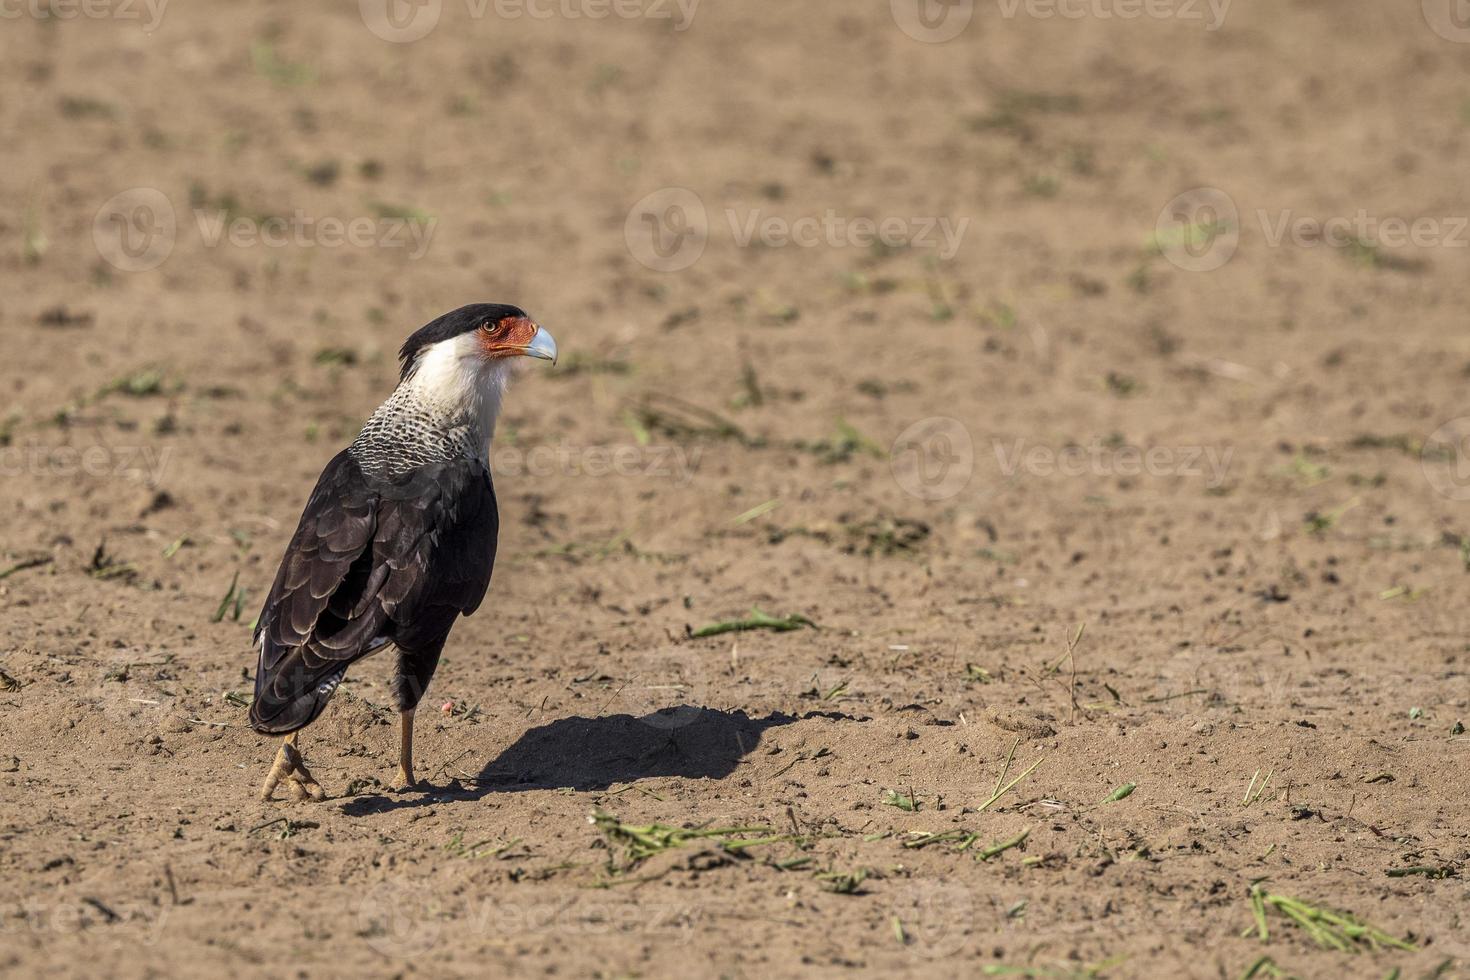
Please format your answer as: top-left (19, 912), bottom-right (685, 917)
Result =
top-left (391, 766), bottom-right (416, 793)
top-left (288, 767), bottom-right (328, 802)
top-left (260, 736), bottom-right (328, 802)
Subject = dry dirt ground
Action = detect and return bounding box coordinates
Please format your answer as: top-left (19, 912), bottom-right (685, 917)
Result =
top-left (4, 1), bottom-right (1470, 977)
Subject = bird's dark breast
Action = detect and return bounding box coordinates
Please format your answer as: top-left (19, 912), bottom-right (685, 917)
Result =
top-left (247, 449), bottom-right (499, 734)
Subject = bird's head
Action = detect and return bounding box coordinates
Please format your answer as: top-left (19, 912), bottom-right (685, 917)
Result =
top-left (398, 303), bottom-right (557, 383)
top-left (394, 304), bottom-right (556, 430)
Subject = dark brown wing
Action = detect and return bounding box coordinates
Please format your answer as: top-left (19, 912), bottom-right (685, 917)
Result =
top-left (248, 451), bottom-right (498, 734)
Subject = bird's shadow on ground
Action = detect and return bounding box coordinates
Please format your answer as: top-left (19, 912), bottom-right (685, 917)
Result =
top-left (339, 707), bottom-right (834, 816)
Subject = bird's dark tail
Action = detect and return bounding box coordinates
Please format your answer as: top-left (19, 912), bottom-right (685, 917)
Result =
top-left (247, 633), bottom-right (393, 735)
top-left (248, 664), bottom-right (346, 735)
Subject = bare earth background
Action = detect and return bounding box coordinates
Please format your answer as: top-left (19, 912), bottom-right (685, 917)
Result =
top-left (3, 1), bottom-right (1470, 977)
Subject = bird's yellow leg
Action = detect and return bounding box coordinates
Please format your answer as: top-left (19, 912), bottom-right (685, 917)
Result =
top-left (259, 736), bottom-right (294, 801)
top-left (393, 709), bottom-right (416, 790)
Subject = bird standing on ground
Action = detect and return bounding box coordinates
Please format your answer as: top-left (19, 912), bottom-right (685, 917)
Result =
top-left (247, 304), bottom-right (556, 801)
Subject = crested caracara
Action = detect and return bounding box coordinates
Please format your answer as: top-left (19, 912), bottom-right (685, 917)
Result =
top-left (248, 303), bottom-right (556, 800)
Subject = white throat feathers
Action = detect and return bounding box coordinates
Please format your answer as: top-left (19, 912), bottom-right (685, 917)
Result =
top-left (399, 331), bottom-right (511, 444)
top-left (350, 332), bottom-right (512, 475)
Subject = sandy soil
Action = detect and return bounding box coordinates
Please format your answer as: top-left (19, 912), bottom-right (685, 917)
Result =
top-left (3, 1), bottom-right (1470, 977)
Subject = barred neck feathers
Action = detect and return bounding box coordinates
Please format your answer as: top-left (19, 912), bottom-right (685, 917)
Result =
top-left (350, 331), bottom-right (510, 474)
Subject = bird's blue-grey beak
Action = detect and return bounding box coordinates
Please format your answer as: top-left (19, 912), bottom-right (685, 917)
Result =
top-left (525, 326), bottom-right (557, 365)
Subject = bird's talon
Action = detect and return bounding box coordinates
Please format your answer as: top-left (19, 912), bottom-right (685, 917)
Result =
top-left (289, 773), bottom-right (327, 801)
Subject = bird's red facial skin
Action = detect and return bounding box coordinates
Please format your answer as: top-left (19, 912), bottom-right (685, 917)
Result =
top-left (479, 315), bottom-right (539, 359)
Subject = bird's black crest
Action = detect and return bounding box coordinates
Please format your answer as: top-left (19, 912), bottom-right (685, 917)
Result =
top-left (397, 303), bottom-right (528, 382)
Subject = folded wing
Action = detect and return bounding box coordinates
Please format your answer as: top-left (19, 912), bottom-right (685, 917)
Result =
top-left (248, 450), bottom-right (498, 734)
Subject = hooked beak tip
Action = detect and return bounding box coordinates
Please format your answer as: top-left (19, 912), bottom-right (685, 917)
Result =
top-left (526, 325), bottom-right (558, 366)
